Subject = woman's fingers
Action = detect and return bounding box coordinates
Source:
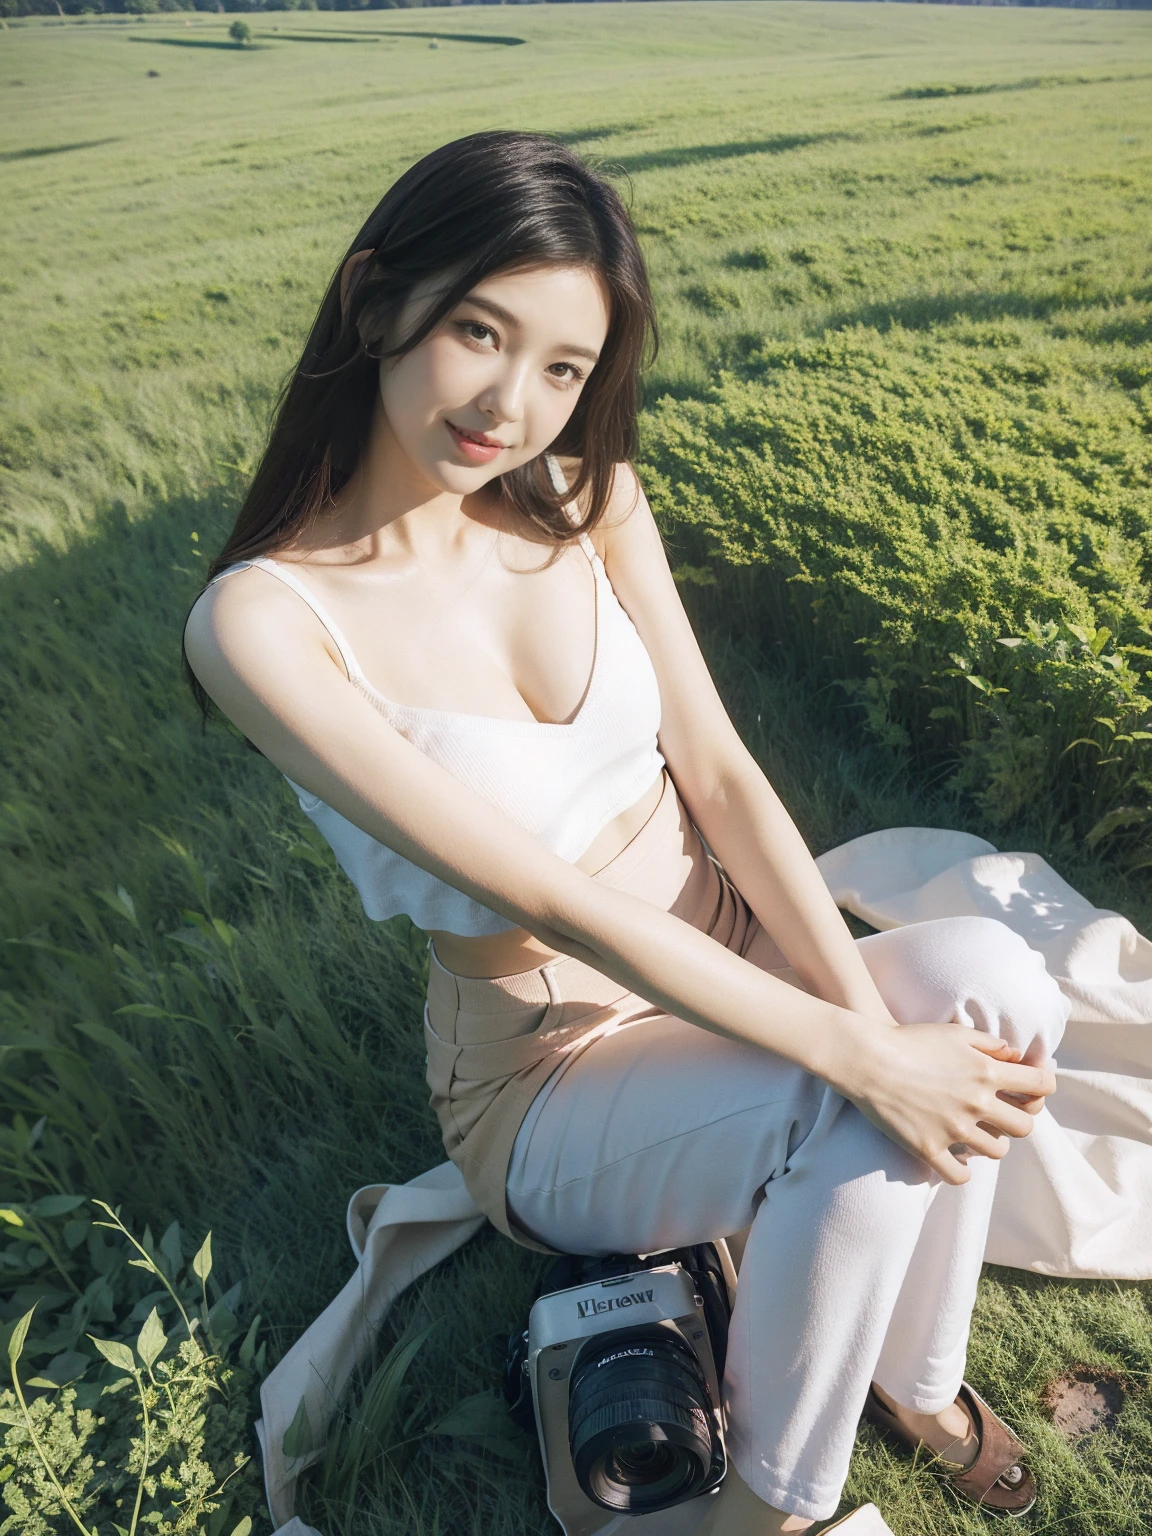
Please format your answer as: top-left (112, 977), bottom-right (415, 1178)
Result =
top-left (967, 1035), bottom-right (1021, 1061)
top-left (974, 1056), bottom-right (1053, 1140)
top-left (975, 1098), bottom-right (1037, 1141)
top-left (966, 1033), bottom-right (1056, 1097)
top-left (965, 1126), bottom-right (1011, 1160)
top-left (849, 1020), bottom-right (1058, 1181)
top-left (986, 1037), bottom-right (1054, 1116)
top-left (1000, 1091), bottom-right (1048, 1117)
top-left (988, 1055), bottom-right (1056, 1103)
top-left (997, 1068), bottom-right (1056, 1109)
top-left (931, 1146), bottom-right (973, 1185)
top-left (969, 1038), bottom-right (1055, 1118)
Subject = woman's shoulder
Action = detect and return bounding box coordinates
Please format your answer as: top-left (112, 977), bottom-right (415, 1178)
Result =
top-left (186, 560), bottom-right (276, 633)
top-left (550, 456), bottom-right (648, 559)
top-left (183, 560), bottom-right (316, 687)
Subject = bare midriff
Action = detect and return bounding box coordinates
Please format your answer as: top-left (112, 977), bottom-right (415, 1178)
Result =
top-left (427, 769), bottom-right (667, 979)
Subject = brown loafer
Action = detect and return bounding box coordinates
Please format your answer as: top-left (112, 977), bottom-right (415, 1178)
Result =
top-left (863, 1381), bottom-right (1037, 1517)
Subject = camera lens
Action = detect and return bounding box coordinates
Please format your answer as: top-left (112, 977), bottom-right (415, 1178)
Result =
top-left (568, 1329), bottom-right (717, 1513)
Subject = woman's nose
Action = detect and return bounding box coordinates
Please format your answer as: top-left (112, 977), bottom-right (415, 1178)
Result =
top-left (478, 362), bottom-right (528, 423)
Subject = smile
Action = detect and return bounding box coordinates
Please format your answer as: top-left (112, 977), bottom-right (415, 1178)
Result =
top-left (446, 420), bottom-right (507, 463)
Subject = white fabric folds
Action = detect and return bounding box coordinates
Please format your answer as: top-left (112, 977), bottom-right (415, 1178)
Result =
top-left (815, 828), bottom-right (1152, 1281)
top-left (256, 830), bottom-right (1152, 1531)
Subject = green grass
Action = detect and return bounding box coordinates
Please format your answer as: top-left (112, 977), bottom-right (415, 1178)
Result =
top-left (2, 5), bottom-right (1152, 1533)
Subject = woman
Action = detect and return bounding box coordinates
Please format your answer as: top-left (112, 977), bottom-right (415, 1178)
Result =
top-left (183, 132), bottom-right (1065, 1534)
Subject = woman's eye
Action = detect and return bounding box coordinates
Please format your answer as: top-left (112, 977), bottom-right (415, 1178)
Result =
top-left (459, 321), bottom-right (496, 346)
top-left (548, 361), bottom-right (585, 386)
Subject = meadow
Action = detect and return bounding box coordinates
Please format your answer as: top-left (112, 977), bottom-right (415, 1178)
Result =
top-left (2, 4), bottom-right (1152, 1533)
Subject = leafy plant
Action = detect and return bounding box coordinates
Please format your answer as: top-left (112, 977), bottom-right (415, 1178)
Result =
top-left (0, 1203), bottom-right (264, 1536)
top-left (946, 620), bottom-right (1152, 840)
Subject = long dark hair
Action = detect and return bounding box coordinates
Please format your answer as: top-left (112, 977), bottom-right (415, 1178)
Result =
top-left (187, 131), bottom-right (657, 716)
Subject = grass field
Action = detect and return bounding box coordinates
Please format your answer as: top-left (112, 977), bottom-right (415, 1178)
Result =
top-left (2, 4), bottom-right (1152, 1533)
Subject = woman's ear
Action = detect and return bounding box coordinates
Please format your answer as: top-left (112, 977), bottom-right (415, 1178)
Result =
top-left (340, 249), bottom-right (374, 316)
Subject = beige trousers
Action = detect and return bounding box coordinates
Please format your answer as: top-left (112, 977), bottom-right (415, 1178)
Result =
top-left (423, 773), bottom-right (1067, 1519)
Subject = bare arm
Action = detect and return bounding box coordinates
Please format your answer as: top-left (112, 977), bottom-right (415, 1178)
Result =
top-left (184, 560), bottom-right (1052, 1183)
top-left (592, 465), bottom-right (894, 1023)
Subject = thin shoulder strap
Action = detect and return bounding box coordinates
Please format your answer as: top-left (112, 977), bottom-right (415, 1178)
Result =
top-left (215, 556), bottom-right (366, 684)
top-left (545, 453), bottom-right (599, 563)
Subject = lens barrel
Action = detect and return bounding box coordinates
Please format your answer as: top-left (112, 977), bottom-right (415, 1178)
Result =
top-left (568, 1328), bottom-right (717, 1514)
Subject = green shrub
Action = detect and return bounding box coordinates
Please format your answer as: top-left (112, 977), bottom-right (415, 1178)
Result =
top-left (0, 1203), bottom-right (263, 1536)
top-left (641, 318), bottom-right (1152, 855)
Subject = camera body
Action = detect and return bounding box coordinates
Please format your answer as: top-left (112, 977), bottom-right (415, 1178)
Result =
top-left (507, 1245), bottom-right (734, 1536)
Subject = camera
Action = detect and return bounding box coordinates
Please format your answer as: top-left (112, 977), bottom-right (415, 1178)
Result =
top-left (504, 1243), bottom-right (735, 1536)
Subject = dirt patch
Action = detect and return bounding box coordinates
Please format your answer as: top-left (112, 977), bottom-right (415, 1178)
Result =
top-left (1043, 1371), bottom-right (1125, 1441)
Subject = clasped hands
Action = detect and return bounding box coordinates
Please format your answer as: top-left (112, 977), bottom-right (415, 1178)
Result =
top-left (843, 1019), bottom-right (1057, 1185)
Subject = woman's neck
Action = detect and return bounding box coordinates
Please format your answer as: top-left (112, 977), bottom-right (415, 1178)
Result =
top-left (299, 411), bottom-right (502, 567)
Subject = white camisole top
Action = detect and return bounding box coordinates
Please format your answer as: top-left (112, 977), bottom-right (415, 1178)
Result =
top-left (210, 488), bottom-right (665, 937)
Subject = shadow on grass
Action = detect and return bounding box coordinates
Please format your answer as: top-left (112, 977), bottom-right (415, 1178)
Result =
top-left (1, 136), bottom-right (122, 162)
top-left (616, 131), bottom-right (853, 174)
top-left (1077, 308), bottom-right (1152, 348)
top-left (130, 36), bottom-right (272, 51)
top-left (891, 70), bottom-right (1152, 101)
top-left (132, 28), bottom-right (523, 49)
top-left (543, 121), bottom-right (651, 145)
top-left (281, 27), bottom-right (526, 46)
top-left (0, 486), bottom-right (445, 1301)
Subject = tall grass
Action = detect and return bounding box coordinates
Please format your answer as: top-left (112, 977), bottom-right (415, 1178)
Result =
top-left (3, 6), bottom-right (1152, 1533)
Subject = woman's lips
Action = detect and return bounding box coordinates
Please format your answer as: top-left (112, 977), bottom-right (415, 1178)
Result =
top-left (446, 421), bottom-right (504, 464)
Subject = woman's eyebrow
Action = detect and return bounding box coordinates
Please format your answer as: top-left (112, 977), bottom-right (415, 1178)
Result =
top-left (461, 295), bottom-right (602, 364)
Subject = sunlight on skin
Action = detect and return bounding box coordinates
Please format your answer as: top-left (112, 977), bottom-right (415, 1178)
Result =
top-left (298, 257), bottom-right (676, 981)
top-left (319, 259), bottom-right (611, 561)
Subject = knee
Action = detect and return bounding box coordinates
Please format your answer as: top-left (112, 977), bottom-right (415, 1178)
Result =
top-left (862, 916), bottom-right (1067, 1055)
top-left (941, 917), bottom-right (1066, 1054)
top-left (941, 915), bottom-right (1038, 1009)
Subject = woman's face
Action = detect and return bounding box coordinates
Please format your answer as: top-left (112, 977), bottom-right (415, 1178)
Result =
top-left (376, 263), bottom-right (611, 496)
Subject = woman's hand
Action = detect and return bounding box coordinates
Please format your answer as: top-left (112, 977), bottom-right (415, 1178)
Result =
top-left (836, 1021), bottom-right (1057, 1184)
